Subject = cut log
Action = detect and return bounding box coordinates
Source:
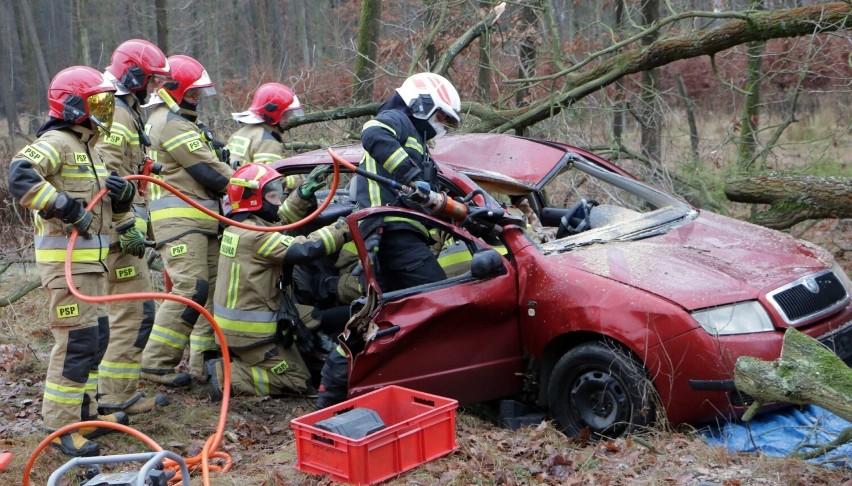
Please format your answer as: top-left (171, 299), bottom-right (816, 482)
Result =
top-left (734, 327), bottom-right (852, 422)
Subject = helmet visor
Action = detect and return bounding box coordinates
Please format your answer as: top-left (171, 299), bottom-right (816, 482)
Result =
top-left (436, 109), bottom-right (460, 129)
top-left (87, 92), bottom-right (115, 131)
top-left (262, 177), bottom-right (285, 205)
top-left (147, 74), bottom-right (172, 94)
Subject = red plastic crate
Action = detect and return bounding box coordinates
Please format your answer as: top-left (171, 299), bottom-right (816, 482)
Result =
top-left (291, 385), bottom-right (458, 485)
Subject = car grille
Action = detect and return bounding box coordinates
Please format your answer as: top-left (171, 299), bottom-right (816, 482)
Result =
top-left (818, 319), bottom-right (852, 366)
top-left (728, 390), bottom-right (755, 407)
top-left (767, 270), bottom-right (850, 325)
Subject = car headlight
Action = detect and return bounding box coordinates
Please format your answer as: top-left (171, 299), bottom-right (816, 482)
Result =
top-left (691, 301), bottom-right (774, 336)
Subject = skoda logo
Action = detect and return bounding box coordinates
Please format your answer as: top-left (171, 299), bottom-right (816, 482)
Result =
top-left (802, 277), bottom-right (820, 294)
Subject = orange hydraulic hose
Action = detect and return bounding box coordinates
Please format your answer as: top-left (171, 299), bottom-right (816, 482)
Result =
top-left (24, 160), bottom-right (340, 486)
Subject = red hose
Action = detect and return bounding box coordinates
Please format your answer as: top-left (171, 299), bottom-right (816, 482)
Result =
top-left (23, 159), bottom-right (341, 485)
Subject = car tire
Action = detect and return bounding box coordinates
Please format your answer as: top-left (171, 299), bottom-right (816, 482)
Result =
top-left (548, 341), bottom-right (655, 438)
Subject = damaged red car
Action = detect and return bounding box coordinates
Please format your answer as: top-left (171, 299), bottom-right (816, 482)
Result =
top-left (272, 134), bottom-right (852, 437)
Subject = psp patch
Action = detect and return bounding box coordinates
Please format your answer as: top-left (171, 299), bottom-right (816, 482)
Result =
top-left (115, 265), bottom-right (138, 279)
top-left (20, 145), bottom-right (47, 164)
top-left (270, 360), bottom-right (290, 375)
top-left (186, 138), bottom-right (204, 153)
top-left (170, 244), bottom-right (188, 257)
top-left (56, 304), bottom-right (80, 319)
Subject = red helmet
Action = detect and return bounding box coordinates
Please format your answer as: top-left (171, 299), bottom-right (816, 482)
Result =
top-left (228, 163), bottom-right (284, 214)
top-left (48, 66), bottom-right (117, 130)
top-left (106, 39), bottom-right (170, 93)
top-left (164, 54), bottom-right (215, 104)
top-left (248, 83), bottom-right (305, 125)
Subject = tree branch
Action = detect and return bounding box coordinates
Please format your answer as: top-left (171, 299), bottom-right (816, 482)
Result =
top-left (433, 2), bottom-right (506, 77)
top-left (477, 2), bottom-right (851, 133)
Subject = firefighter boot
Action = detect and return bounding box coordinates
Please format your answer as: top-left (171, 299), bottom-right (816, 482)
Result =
top-left (205, 358), bottom-right (225, 402)
top-left (51, 433), bottom-right (99, 457)
top-left (99, 393), bottom-right (171, 416)
top-left (141, 371), bottom-right (192, 387)
top-left (79, 412), bottom-right (130, 439)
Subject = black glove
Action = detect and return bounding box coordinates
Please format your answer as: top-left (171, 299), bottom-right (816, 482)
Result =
top-left (462, 207), bottom-right (500, 238)
top-left (40, 193), bottom-right (93, 237)
top-left (106, 171), bottom-right (135, 203)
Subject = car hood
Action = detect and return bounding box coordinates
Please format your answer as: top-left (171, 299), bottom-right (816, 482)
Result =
top-left (558, 211), bottom-right (834, 310)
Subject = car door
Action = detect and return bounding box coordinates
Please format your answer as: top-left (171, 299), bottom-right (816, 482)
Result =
top-left (346, 207), bottom-right (524, 405)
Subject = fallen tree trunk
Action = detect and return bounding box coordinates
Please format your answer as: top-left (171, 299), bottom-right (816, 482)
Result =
top-left (734, 328), bottom-right (852, 458)
top-left (725, 172), bottom-right (852, 229)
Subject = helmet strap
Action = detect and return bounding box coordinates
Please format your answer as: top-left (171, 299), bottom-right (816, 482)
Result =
top-left (255, 199), bottom-right (281, 223)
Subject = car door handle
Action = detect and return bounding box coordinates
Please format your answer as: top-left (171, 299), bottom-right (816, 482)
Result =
top-left (375, 325), bottom-right (401, 338)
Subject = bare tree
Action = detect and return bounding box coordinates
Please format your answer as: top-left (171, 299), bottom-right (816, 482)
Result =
top-left (352, 0), bottom-right (382, 105)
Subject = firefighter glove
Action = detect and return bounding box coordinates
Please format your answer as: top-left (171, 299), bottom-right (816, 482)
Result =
top-left (44, 193), bottom-right (93, 238)
top-left (106, 171), bottom-right (135, 203)
top-left (297, 165), bottom-right (329, 198)
top-left (406, 180), bottom-right (431, 205)
top-left (116, 219), bottom-right (146, 258)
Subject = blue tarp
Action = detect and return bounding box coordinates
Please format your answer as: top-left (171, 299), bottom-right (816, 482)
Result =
top-left (700, 405), bottom-right (851, 467)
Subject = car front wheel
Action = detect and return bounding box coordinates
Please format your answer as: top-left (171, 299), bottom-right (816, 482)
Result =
top-left (548, 342), bottom-right (655, 438)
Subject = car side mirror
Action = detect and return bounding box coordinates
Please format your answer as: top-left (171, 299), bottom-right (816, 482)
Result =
top-left (471, 249), bottom-right (506, 279)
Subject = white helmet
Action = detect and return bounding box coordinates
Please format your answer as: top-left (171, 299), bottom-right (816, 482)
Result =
top-left (395, 72), bottom-right (461, 136)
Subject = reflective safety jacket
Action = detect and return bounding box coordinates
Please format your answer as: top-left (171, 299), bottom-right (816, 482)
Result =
top-left (97, 95), bottom-right (147, 206)
top-left (352, 107), bottom-right (438, 214)
top-left (226, 123), bottom-right (301, 189)
top-left (145, 105), bottom-right (233, 240)
top-left (7, 123), bottom-right (122, 284)
top-left (213, 215), bottom-right (349, 351)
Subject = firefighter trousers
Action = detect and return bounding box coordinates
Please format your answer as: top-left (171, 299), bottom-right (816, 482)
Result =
top-left (142, 232), bottom-right (218, 376)
top-left (42, 273), bottom-right (109, 430)
top-left (229, 343), bottom-right (312, 397)
top-left (98, 250), bottom-right (155, 409)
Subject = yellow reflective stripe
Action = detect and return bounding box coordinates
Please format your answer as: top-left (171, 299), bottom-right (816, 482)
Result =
top-left (252, 366), bottom-right (270, 396)
top-left (383, 216), bottom-right (429, 237)
top-left (98, 360), bottom-right (141, 379)
top-left (278, 200), bottom-right (300, 223)
top-left (35, 248), bottom-right (109, 263)
top-left (32, 184), bottom-right (58, 211)
top-left (363, 153), bottom-right (382, 207)
top-left (163, 131), bottom-right (201, 152)
top-left (190, 333), bottom-right (218, 352)
top-left (362, 120), bottom-right (396, 136)
top-left (226, 262), bottom-right (240, 308)
top-left (33, 141), bottom-right (61, 170)
top-left (438, 250), bottom-right (471, 268)
top-left (215, 315), bottom-right (277, 334)
top-left (341, 241), bottom-right (357, 255)
top-left (44, 380), bottom-right (86, 405)
top-left (85, 371), bottom-right (98, 393)
top-left (110, 122), bottom-right (139, 145)
top-left (383, 147), bottom-right (408, 174)
top-left (258, 233), bottom-right (284, 257)
top-left (60, 165), bottom-right (99, 178)
top-left (317, 227), bottom-right (334, 254)
top-left (148, 324), bottom-right (189, 350)
top-left (404, 137), bottom-right (423, 155)
top-left (150, 207), bottom-right (217, 222)
top-left (253, 152), bottom-right (281, 163)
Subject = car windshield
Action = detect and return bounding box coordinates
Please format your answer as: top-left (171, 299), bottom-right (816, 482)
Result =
top-left (474, 153), bottom-right (696, 253)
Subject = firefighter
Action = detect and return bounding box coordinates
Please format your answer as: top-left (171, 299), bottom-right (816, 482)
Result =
top-left (317, 72), bottom-right (463, 408)
top-left (7, 66), bottom-right (140, 456)
top-left (140, 55), bottom-right (233, 387)
top-left (206, 163), bottom-right (349, 400)
top-left (96, 39), bottom-right (171, 415)
top-left (351, 72), bottom-right (462, 292)
top-left (226, 83), bottom-right (306, 190)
